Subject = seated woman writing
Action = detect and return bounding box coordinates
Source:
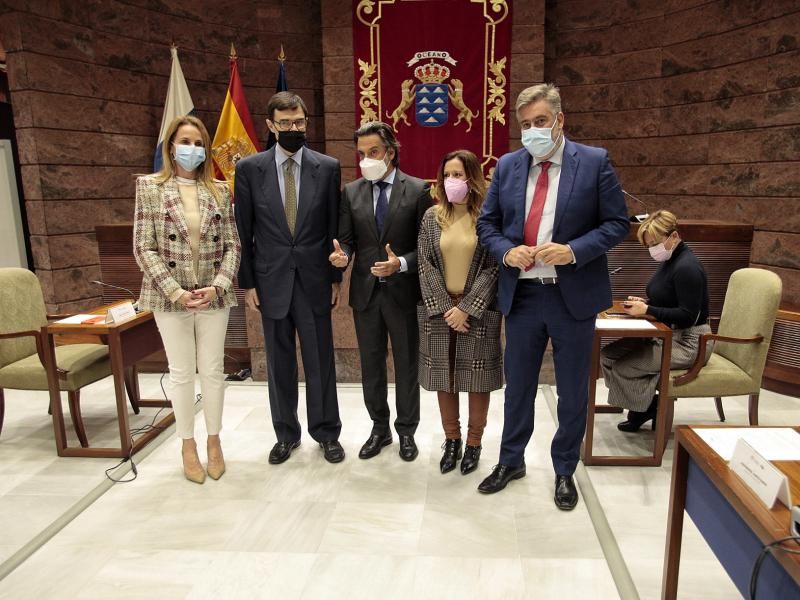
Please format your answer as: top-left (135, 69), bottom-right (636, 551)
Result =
top-left (600, 210), bottom-right (713, 432)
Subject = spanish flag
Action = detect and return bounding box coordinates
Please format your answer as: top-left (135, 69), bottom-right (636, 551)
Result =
top-left (212, 44), bottom-right (260, 193)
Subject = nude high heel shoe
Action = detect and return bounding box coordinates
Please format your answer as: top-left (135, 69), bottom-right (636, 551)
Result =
top-left (182, 439), bottom-right (206, 484)
top-left (206, 435), bottom-right (226, 480)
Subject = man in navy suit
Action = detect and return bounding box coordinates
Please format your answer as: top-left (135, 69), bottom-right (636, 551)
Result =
top-left (235, 91), bottom-right (344, 465)
top-left (476, 84), bottom-right (628, 508)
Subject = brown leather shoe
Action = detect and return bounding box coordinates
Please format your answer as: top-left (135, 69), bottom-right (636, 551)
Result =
top-left (207, 436), bottom-right (225, 480)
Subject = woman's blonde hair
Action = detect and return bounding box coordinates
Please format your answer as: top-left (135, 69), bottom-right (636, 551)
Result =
top-left (153, 115), bottom-right (225, 206)
top-left (637, 209), bottom-right (678, 246)
top-left (433, 149), bottom-right (486, 229)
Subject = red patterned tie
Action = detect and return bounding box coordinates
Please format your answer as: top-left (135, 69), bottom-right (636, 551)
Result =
top-left (523, 161), bottom-right (551, 247)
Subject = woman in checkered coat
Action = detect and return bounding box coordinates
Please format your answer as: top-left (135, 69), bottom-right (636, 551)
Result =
top-left (134, 115), bottom-right (241, 484)
top-left (418, 149), bottom-right (503, 475)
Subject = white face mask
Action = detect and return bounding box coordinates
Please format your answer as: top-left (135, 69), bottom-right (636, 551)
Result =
top-left (359, 154), bottom-right (390, 182)
top-left (521, 117), bottom-right (561, 158)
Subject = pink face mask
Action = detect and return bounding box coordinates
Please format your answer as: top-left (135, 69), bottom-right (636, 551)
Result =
top-left (648, 238), bottom-right (675, 262)
top-left (444, 177), bottom-right (469, 204)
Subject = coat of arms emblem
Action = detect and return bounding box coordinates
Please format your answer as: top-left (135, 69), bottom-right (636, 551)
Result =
top-left (387, 51), bottom-right (478, 133)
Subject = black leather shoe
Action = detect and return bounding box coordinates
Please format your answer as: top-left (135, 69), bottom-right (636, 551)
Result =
top-left (439, 438), bottom-right (462, 474)
top-left (617, 395), bottom-right (658, 433)
top-left (460, 444), bottom-right (482, 475)
top-left (477, 463), bottom-right (526, 494)
top-left (554, 474), bottom-right (579, 510)
top-left (399, 435), bottom-right (419, 461)
top-left (268, 440), bottom-right (300, 464)
top-left (319, 440), bottom-right (345, 463)
top-left (358, 433), bottom-right (392, 459)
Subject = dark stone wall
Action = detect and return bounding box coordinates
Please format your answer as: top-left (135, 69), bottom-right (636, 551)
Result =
top-left (0, 0), bottom-right (323, 312)
top-left (545, 0), bottom-right (800, 305)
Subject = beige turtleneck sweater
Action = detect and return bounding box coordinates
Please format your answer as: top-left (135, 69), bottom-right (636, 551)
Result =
top-left (439, 203), bottom-right (477, 295)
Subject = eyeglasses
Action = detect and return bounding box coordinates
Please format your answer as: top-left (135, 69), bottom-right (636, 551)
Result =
top-left (272, 118), bottom-right (308, 131)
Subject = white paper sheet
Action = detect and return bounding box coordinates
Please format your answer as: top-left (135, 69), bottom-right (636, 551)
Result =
top-left (595, 318), bottom-right (656, 330)
top-left (694, 427), bottom-right (800, 461)
top-left (55, 314), bottom-right (97, 324)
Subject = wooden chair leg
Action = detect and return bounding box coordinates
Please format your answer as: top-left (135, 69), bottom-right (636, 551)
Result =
top-left (748, 393), bottom-right (759, 426)
top-left (67, 390), bottom-right (89, 448)
top-left (665, 397), bottom-right (676, 449)
top-left (714, 397), bottom-right (726, 422)
top-left (124, 366), bottom-right (141, 415)
top-left (0, 388), bottom-right (5, 438)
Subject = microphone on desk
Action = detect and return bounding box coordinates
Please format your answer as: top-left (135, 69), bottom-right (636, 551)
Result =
top-left (91, 280), bottom-right (140, 312)
top-left (622, 190), bottom-right (650, 223)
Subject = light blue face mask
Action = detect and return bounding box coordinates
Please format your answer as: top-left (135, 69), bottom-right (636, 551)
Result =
top-left (173, 144), bottom-right (206, 172)
top-left (521, 117), bottom-right (561, 158)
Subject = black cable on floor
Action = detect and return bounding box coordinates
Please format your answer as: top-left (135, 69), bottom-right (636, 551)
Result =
top-left (105, 373), bottom-right (201, 483)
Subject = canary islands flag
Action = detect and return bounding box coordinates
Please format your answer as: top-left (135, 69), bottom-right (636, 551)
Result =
top-left (212, 46), bottom-right (261, 193)
top-left (153, 46), bottom-right (194, 172)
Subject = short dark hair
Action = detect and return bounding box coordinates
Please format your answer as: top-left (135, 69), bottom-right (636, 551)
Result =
top-left (266, 91), bottom-right (308, 121)
top-left (354, 121), bottom-right (400, 166)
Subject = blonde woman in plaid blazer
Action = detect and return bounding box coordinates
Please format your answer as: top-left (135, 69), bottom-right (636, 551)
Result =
top-left (418, 150), bottom-right (502, 475)
top-left (134, 115), bottom-right (240, 484)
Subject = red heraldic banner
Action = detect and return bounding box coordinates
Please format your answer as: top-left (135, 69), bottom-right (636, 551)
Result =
top-left (352, 0), bottom-right (513, 181)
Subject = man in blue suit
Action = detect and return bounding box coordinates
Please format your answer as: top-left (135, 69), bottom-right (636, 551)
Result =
top-left (476, 83), bottom-right (629, 509)
top-left (235, 91), bottom-right (344, 466)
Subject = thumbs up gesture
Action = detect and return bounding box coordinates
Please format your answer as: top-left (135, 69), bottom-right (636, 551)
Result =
top-left (371, 243), bottom-right (402, 277)
top-left (329, 238), bottom-right (349, 268)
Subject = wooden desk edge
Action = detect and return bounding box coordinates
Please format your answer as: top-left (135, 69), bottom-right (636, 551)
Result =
top-left (675, 426), bottom-right (800, 583)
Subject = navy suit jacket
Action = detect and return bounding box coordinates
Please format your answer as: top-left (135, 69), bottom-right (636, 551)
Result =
top-left (477, 139), bottom-right (629, 319)
top-left (234, 146), bottom-right (341, 320)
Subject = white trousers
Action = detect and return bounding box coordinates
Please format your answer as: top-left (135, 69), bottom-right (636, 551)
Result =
top-left (154, 308), bottom-right (230, 439)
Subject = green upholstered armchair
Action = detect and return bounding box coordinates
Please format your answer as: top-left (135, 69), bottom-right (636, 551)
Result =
top-left (0, 268), bottom-right (115, 446)
top-left (666, 268), bottom-right (782, 431)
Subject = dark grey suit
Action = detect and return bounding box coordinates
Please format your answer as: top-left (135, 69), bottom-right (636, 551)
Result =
top-left (235, 146), bottom-right (342, 443)
top-left (338, 169), bottom-right (431, 436)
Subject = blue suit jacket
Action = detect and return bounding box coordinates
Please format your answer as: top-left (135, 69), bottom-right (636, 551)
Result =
top-left (234, 146), bottom-right (342, 320)
top-left (477, 140), bottom-right (629, 319)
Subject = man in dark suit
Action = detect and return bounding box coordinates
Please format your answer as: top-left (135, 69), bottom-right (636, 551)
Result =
top-left (329, 122), bottom-right (431, 461)
top-left (476, 84), bottom-right (629, 508)
top-left (235, 91), bottom-right (344, 465)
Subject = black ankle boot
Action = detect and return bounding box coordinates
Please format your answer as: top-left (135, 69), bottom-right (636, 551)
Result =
top-left (460, 444), bottom-right (482, 474)
top-left (440, 439), bottom-right (463, 474)
top-left (617, 395), bottom-right (658, 433)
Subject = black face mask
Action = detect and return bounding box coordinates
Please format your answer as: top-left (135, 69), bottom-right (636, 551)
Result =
top-left (277, 130), bottom-right (306, 153)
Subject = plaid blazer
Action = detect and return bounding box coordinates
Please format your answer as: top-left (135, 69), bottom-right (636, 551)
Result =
top-left (133, 175), bottom-right (241, 312)
top-left (417, 207), bottom-right (503, 393)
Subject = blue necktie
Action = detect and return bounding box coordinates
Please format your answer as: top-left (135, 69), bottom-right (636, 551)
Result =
top-left (374, 181), bottom-right (390, 235)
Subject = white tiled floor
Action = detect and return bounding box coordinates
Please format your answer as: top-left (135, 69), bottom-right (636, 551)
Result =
top-left (0, 375), bottom-right (798, 599)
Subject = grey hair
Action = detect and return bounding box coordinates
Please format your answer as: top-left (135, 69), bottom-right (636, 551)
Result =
top-left (354, 121), bottom-right (400, 166)
top-left (515, 83), bottom-right (562, 115)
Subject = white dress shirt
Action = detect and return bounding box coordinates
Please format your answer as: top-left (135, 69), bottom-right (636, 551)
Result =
top-left (368, 168), bottom-right (407, 273)
top-left (520, 137), bottom-right (565, 280)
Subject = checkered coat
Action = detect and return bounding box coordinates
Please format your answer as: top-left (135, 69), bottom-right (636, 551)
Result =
top-left (133, 175), bottom-right (241, 312)
top-left (417, 207), bottom-right (503, 393)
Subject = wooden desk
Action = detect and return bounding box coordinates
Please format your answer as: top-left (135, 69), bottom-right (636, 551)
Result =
top-left (583, 305), bottom-right (673, 467)
top-left (662, 426), bottom-right (800, 599)
top-left (44, 306), bottom-right (173, 458)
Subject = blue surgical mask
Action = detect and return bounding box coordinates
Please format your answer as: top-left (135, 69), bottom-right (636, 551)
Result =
top-left (173, 144), bottom-right (206, 172)
top-left (521, 118), bottom-right (561, 158)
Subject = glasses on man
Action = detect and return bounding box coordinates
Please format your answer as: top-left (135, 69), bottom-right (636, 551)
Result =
top-left (273, 118), bottom-right (308, 131)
